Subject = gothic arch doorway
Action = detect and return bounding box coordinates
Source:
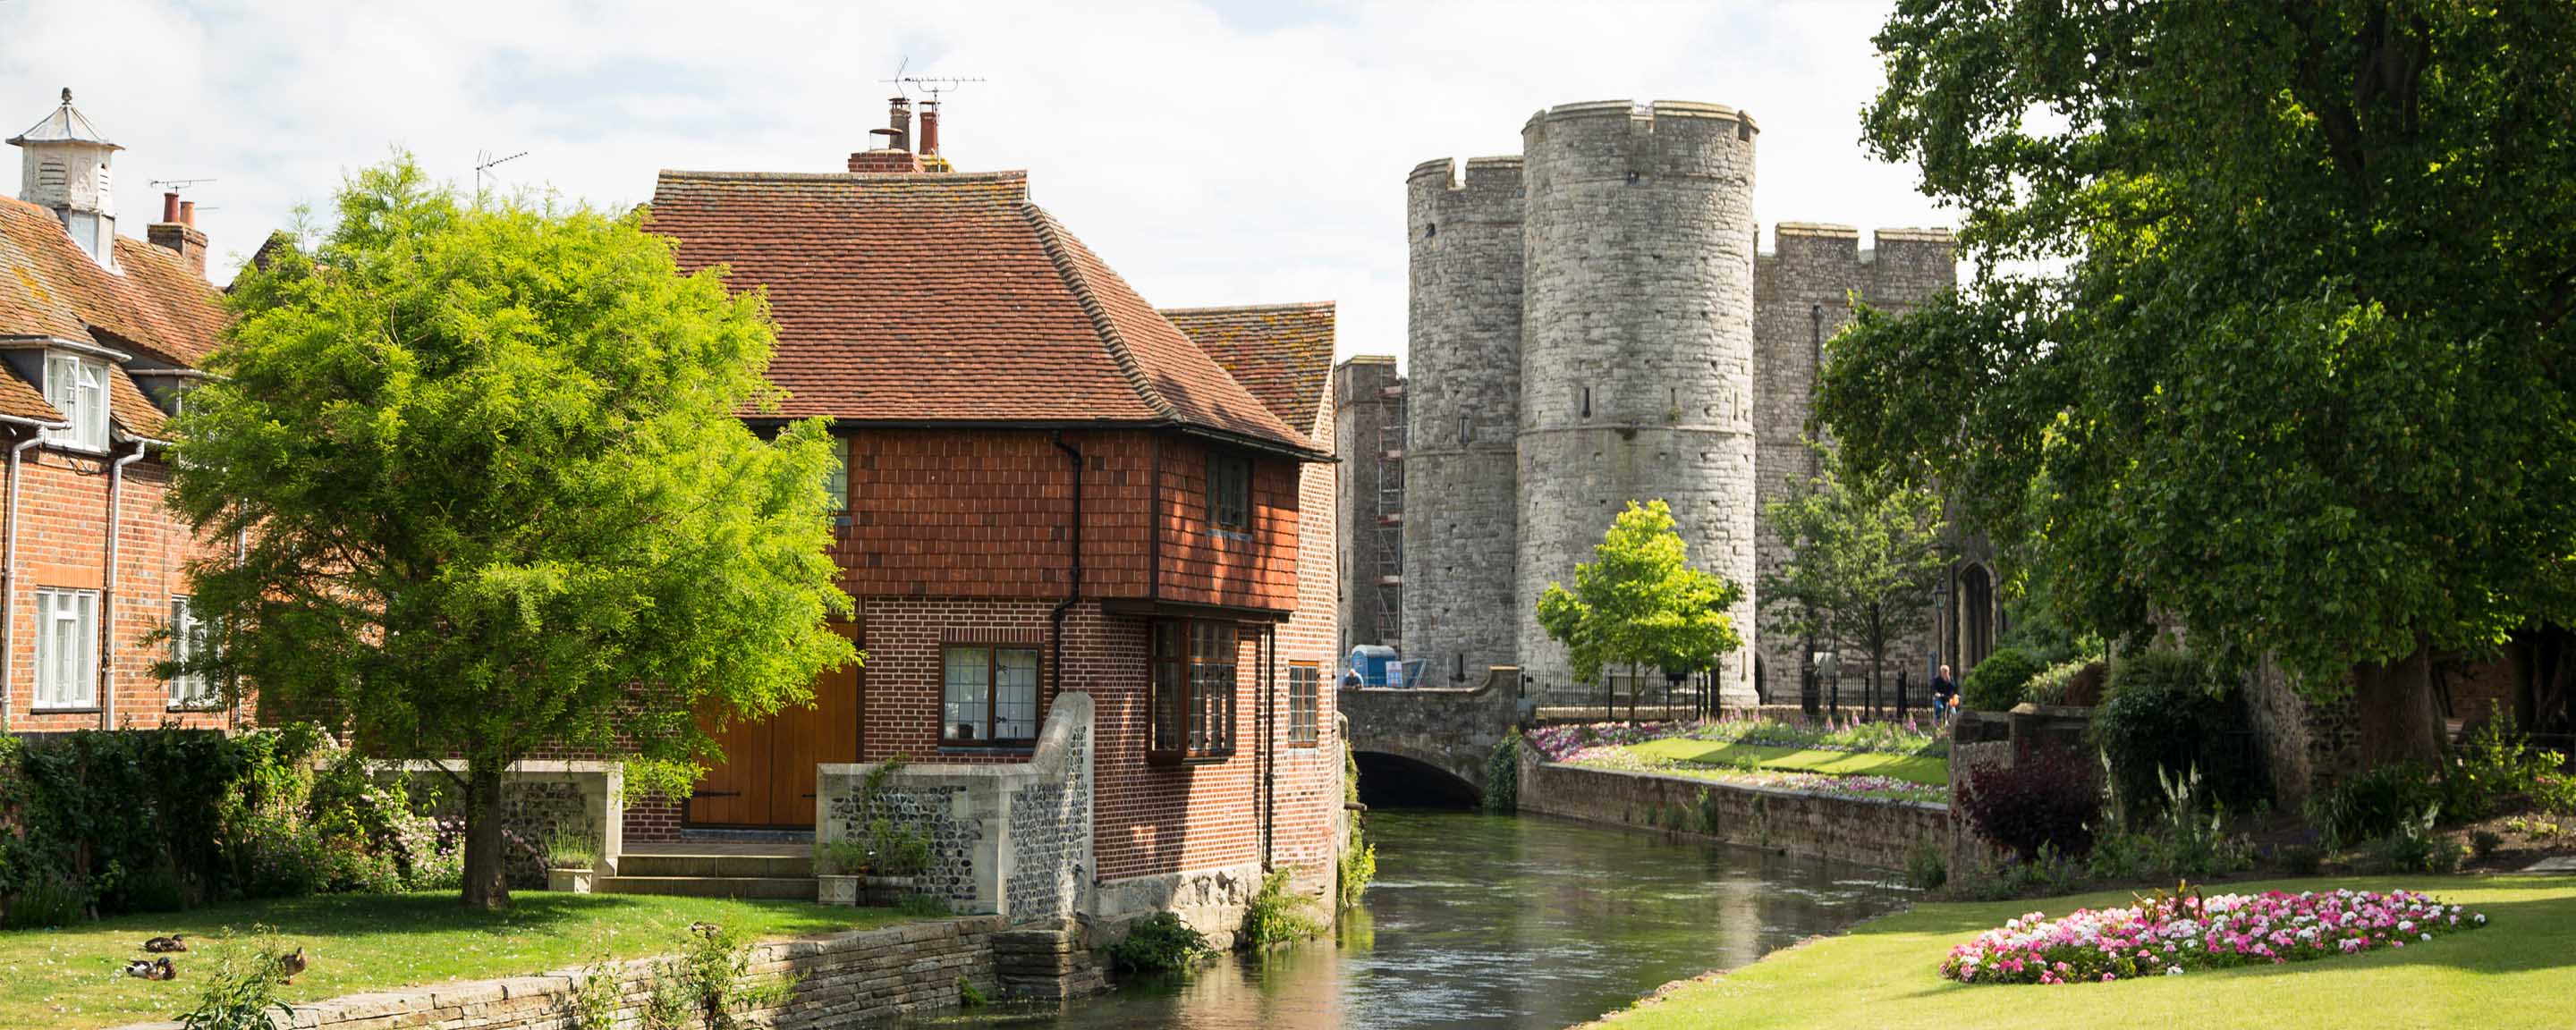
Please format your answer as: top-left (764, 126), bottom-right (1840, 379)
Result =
top-left (1957, 562), bottom-right (1996, 673)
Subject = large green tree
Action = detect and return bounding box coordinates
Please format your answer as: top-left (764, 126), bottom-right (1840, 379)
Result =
top-left (1760, 445), bottom-right (1950, 716)
top-left (166, 160), bottom-right (857, 908)
top-left (1537, 500), bottom-right (1745, 720)
top-left (1828, 3), bottom-right (2576, 762)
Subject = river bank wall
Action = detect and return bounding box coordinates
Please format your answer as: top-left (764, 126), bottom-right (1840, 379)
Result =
top-left (1516, 755), bottom-right (1947, 871)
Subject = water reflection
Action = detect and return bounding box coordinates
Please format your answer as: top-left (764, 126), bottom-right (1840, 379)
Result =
top-left (922, 810), bottom-right (1911, 1029)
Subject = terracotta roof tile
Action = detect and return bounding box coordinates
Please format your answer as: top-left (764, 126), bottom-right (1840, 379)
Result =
top-left (106, 364), bottom-right (166, 439)
top-left (0, 195), bottom-right (225, 367)
top-left (0, 365), bottom-right (61, 423)
top-left (1159, 302), bottom-right (1334, 432)
top-left (647, 169), bottom-right (1319, 455)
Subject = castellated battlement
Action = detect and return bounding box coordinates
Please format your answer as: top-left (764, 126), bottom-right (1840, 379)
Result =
top-left (1521, 100), bottom-right (1758, 185)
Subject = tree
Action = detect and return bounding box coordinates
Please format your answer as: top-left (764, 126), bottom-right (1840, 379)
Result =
top-left (1827, 3), bottom-right (2576, 764)
top-left (165, 159), bottom-right (858, 908)
top-left (1536, 501), bottom-right (1745, 720)
top-left (1760, 445), bottom-right (1949, 717)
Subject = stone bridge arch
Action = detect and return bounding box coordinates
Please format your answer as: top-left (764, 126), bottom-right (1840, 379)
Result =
top-left (1339, 666), bottom-right (1522, 806)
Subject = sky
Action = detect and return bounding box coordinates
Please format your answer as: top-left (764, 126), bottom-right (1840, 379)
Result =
top-left (1, 0), bottom-right (1953, 366)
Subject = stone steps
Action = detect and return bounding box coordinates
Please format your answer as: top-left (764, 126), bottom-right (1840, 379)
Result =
top-left (619, 851), bottom-right (812, 879)
top-left (596, 874), bottom-right (817, 899)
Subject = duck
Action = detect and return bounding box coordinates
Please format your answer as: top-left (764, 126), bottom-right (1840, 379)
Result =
top-left (687, 921), bottom-right (722, 939)
top-left (142, 935), bottom-right (188, 953)
top-left (122, 958), bottom-right (176, 981)
top-left (277, 947), bottom-right (307, 984)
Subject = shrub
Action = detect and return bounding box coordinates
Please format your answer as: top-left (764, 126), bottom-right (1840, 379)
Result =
top-left (2309, 764), bottom-right (2442, 849)
top-left (2470, 830), bottom-right (2505, 862)
top-left (645, 923), bottom-right (798, 1030)
top-left (861, 818), bottom-right (933, 877)
top-left (2536, 773), bottom-right (2576, 816)
top-left (2368, 806), bottom-right (2462, 874)
top-left (1957, 750), bottom-right (2104, 861)
top-left (2022, 660), bottom-right (2103, 707)
top-left (811, 840), bottom-right (871, 876)
top-left (1340, 741), bottom-right (1377, 910)
top-left (1959, 647), bottom-right (2045, 712)
top-left (176, 927), bottom-right (299, 1030)
top-left (2276, 843), bottom-right (2324, 875)
top-left (2091, 648), bottom-right (2264, 826)
top-left (3, 868), bottom-right (85, 928)
top-left (1906, 840), bottom-right (1949, 891)
top-left (1241, 869), bottom-right (1322, 948)
top-left (1106, 912), bottom-right (1209, 975)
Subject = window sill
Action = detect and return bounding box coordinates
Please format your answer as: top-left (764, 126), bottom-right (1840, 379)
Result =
top-left (936, 744), bottom-right (1036, 756)
top-left (29, 706), bottom-right (100, 715)
top-left (167, 704), bottom-right (225, 713)
top-left (1146, 750), bottom-right (1236, 767)
top-left (1208, 528), bottom-right (1252, 544)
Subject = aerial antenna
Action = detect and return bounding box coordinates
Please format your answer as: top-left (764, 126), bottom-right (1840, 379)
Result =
top-left (149, 178), bottom-right (218, 192)
top-left (474, 149), bottom-right (530, 205)
top-left (879, 55), bottom-right (985, 103)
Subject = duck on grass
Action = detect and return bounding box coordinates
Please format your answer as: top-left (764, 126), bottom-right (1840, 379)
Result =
top-left (1940, 884), bottom-right (2485, 985)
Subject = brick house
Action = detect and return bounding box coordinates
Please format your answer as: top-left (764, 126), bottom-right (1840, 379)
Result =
top-left (640, 108), bottom-right (1345, 926)
top-left (0, 89), bottom-right (233, 734)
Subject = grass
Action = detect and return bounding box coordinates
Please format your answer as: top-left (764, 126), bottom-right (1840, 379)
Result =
top-left (1629, 737), bottom-right (1952, 786)
top-left (1595, 874), bottom-right (2576, 1030)
top-left (0, 891), bottom-right (916, 1029)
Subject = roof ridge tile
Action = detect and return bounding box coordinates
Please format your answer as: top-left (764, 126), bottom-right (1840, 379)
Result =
top-left (1024, 204), bottom-right (1180, 424)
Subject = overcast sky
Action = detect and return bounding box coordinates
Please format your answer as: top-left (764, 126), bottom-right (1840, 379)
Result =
top-left (3, 0), bottom-right (1951, 365)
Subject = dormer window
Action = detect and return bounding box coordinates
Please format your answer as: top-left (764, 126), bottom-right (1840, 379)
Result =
top-left (42, 352), bottom-right (109, 451)
top-left (61, 208), bottom-right (114, 267)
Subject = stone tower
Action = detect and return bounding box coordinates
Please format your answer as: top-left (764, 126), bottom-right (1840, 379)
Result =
top-left (1515, 101), bottom-right (1762, 703)
top-left (1388, 98), bottom-right (1959, 710)
top-left (1401, 156), bottom-right (1526, 685)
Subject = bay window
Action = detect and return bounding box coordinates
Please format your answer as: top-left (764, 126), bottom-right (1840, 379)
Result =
top-left (1150, 619), bottom-right (1237, 762)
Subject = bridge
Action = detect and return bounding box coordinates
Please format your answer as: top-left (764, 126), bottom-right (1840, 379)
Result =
top-left (1338, 666), bottom-right (1525, 807)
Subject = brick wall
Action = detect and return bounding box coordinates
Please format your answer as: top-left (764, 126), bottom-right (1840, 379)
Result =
top-left (1154, 435), bottom-right (1300, 612)
top-left (835, 428), bottom-right (1152, 599)
top-left (6, 450), bottom-right (238, 733)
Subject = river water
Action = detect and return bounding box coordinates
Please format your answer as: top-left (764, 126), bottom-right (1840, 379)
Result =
top-left (924, 810), bottom-right (1912, 1030)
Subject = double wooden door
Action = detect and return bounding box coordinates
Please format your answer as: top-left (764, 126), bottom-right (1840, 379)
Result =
top-left (688, 625), bottom-right (860, 828)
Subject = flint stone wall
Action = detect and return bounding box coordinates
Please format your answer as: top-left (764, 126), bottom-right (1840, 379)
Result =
top-left (108, 917), bottom-right (1006, 1030)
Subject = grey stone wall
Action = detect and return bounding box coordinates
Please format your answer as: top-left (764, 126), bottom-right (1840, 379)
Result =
top-left (107, 917), bottom-right (1017, 1030)
top-left (380, 760), bottom-right (623, 885)
top-left (1333, 356), bottom-right (1405, 653)
top-left (1002, 722), bottom-right (1090, 924)
top-left (1339, 665), bottom-right (1523, 793)
top-left (1516, 101), bottom-right (1760, 705)
top-left (1402, 156), bottom-right (1526, 685)
top-left (1515, 751), bottom-right (1947, 872)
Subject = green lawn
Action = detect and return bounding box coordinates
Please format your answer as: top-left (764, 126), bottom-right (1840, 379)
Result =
top-left (1597, 875), bottom-right (2576, 1030)
top-left (0, 891), bottom-right (914, 1029)
top-left (1628, 737), bottom-right (1952, 786)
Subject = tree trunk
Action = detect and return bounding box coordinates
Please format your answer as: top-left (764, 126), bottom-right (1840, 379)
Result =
top-left (460, 757), bottom-right (512, 910)
top-left (1627, 662), bottom-right (1640, 722)
top-left (2351, 641), bottom-right (2445, 769)
top-left (1870, 652), bottom-right (1884, 722)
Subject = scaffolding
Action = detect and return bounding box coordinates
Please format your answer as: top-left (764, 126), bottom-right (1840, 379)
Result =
top-left (1374, 380), bottom-right (1405, 649)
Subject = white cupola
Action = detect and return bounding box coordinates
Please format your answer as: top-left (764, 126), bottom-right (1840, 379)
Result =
top-left (9, 88), bottom-right (123, 269)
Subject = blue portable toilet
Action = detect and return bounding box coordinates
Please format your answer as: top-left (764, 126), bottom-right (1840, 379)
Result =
top-left (1347, 646), bottom-right (1402, 688)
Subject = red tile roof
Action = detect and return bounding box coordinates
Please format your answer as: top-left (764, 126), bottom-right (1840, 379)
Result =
top-left (0, 195), bottom-right (225, 369)
top-left (1159, 302), bottom-right (1335, 433)
top-left (646, 170), bottom-right (1320, 456)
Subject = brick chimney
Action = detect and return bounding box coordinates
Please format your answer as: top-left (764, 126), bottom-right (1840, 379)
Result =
top-left (848, 96), bottom-right (925, 173)
top-left (147, 190), bottom-right (208, 276)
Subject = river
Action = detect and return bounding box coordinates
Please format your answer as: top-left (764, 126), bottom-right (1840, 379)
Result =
top-left (924, 809), bottom-right (1912, 1029)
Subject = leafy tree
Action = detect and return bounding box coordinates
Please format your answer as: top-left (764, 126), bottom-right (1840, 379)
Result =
top-left (165, 159), bottom-right (858, 908)
top-left (1827, 3), bottom-right (2576, 764)
top-left (1759, 445), bottom-right (1950, 715)
top-left (1536, 501), bottom-right (1745, 719)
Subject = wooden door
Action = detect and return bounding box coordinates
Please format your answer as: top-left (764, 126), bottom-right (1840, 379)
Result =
top-left (687, 625), bottom-right (862, 828)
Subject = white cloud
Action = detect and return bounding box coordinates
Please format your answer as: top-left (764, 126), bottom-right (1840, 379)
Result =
top-left (2, 0), bottom-right (1948, 365)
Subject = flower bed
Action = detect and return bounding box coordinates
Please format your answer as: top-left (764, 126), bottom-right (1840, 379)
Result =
top-left (1938, 887), bottom-right (2487, 984)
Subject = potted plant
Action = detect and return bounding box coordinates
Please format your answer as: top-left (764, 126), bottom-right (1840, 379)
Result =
top-left (544, 827), bottom-right (601, 893)
top-left (813, 839), bottom-right (870, 907)
top-left (860, 817), bottom-right (934, 906)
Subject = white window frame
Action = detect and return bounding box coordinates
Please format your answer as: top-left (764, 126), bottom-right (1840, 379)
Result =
top-left (41, 351), bottom-right (110, 452)
top-left (34, 587), bottom-right (99, 710)
top-left (169, 595), bottom-right (216, 708)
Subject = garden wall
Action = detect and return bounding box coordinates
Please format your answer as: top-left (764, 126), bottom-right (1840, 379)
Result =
top-left (817, 692), bottom-right (1093, 924)
top-left (110, 917), bottom-right (1009, 1030)
top-left (1514, 755), bottom-right (1947, 871)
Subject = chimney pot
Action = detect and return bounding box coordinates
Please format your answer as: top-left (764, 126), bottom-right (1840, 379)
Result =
top-left (885, 96), bottom-right (913, 152)
top-left (162, 191), bottom-right (181, 223)
top-left (919, 101), bottom-right (940, 156)
top-left (179, 199), bottom-right (195, 227)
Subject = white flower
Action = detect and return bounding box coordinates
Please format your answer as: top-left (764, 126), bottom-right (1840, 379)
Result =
top-left (2165, 967), bottom-right (2183, 976)
top-left (2421, 933), bottom-right (2432, 941)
